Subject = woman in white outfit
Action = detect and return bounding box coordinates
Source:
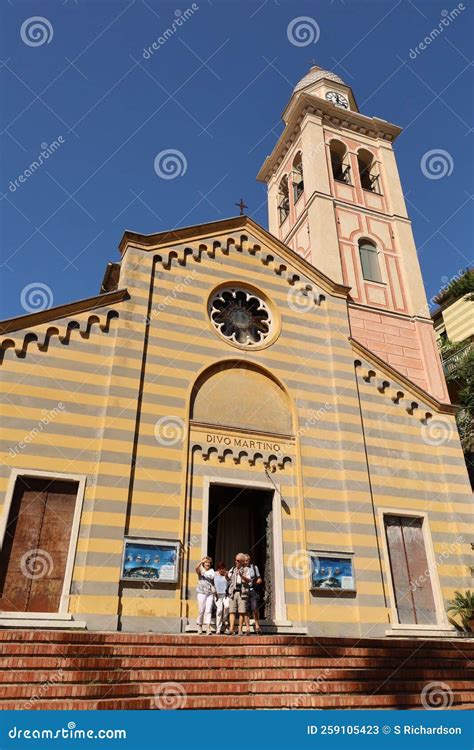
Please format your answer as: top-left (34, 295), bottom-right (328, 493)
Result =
top-left (214, 561), bottom-right (230, 634)
top-left (195, 556), bottom-right (215, 634)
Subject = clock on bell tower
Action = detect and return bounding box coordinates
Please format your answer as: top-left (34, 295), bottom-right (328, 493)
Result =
top-left (256, 64), bottom-right (448, 403)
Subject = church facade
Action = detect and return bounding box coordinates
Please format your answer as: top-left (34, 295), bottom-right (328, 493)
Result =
top-left (0, 67), bottom-right (472, 638)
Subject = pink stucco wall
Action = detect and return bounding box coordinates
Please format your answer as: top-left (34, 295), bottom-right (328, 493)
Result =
top-left (349, 306), bottom-right (449, 402)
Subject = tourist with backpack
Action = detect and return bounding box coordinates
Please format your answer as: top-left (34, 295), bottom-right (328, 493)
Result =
top-left (226, 552), bottom-right (251, 636)
top-left (245, 553), bottom-right (263, 635)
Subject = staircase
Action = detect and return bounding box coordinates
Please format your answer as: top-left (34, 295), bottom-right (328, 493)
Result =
top-left (0, 630), bottom-right (473, 710)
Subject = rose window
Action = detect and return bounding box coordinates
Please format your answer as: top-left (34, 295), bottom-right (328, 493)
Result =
top-left (209, 287), bottom-right (272, 347)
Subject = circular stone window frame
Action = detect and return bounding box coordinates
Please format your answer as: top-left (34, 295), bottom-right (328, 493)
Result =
top-left (206, 281), bottom-right (280, 351)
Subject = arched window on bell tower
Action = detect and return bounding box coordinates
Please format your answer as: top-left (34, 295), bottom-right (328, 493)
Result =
top-left (330, 140), bottom-right (351, 184)
top-left (291, 152), bottom-right (304, 203)
top-left (359, 239), bottom-right (383, 283)
top-left (277, 175), bottom-right (290, 225)
top-left (357, 149), bottom-right (380, 194)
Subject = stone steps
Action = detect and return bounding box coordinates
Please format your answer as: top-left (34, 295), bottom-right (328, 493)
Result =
top-left (2, 679), bottom-right (474, 700)
top-left (2, 693), bottom-right (474, 710)
top-left (0, 629), bottom-right (472, 710)
top-left (1, 668), bottom-right (470, 684)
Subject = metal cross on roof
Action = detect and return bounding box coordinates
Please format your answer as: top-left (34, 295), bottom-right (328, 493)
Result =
top-left (235, 198), bottom-right (248, 216)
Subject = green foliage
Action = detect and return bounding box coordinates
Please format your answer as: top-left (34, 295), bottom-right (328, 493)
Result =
top-left (447, 590), bottom-right (474, 630)
top-left (442, 345), bottom-right (474, 454)
top-left (436, 269), bottom-right (474, 306)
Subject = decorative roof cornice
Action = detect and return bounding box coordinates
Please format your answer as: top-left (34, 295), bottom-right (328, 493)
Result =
top-left (120, 215), bottom-right (351, 299)
top-left (257, 93), bottom-right (402, 183)
top-left (351, 337), bottom-right (456, 415)
top-left (0, 288), bottom-right (129, 335)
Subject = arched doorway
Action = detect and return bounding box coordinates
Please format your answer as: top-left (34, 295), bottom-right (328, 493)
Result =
top-left (187, 361), bottom-right (295, 624)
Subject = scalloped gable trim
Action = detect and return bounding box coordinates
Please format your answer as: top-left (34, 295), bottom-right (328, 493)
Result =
top-left (119, 215), bottom-right (350, 299)
top-left (0, 288), bottom-right (129, 335)
top-left (351, 337), bottom-right (456, 415)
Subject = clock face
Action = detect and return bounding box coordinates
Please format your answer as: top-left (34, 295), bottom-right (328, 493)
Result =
top-left (325, 91), bottom-right (349, 109)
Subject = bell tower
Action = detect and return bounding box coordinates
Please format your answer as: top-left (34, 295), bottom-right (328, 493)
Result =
top-left (257, 65), bottom-right (448, 402)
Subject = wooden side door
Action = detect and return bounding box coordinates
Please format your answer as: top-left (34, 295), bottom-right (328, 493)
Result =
top-left (0, 477), bottom-right (77, 613)
top-left (384, 514), bottom-right (437, 625)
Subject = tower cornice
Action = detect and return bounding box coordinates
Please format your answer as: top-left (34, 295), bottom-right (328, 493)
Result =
top-left (256, 93), bottom-right (402, 183)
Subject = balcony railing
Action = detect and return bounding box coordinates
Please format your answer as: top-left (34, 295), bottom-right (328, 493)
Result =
top-left (442, 342), bottom-right (472, 376)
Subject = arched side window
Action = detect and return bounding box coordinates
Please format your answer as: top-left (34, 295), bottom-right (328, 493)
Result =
top-left (357, 149), bottom-right (380, 193)
top-left (292, 152), bottom-right (304, 203)
top-left (277, 175), bottom-right (290, 225)
top-left (329, 140), bottom-right (351, 184)
top-left (359, 240), bottom-right (383, 283)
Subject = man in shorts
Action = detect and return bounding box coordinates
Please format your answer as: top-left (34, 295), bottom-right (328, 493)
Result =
top-left (226, 552), bottom-right (251, 635)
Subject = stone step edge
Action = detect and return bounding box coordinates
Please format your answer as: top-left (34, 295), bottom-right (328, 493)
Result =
top-left (1, 668), bottom-right (470, 682)
top-left (0, 631), bottom-right (471, 647)
top-left (1, 694), bottom-right (473, 710)
top-left (1, 681), bottom-right (472, 696)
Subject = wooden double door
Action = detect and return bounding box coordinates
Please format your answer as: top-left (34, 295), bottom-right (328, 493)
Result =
top-left (0, 477), bottom-right (77, 613)
top-left (384, 514), bottom-right (438, 625)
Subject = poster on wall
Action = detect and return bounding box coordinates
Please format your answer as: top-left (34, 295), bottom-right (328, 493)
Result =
top-left (121, 538), bottom-right (179, 583)
top-left (310, 553), bottom-right (355, 591)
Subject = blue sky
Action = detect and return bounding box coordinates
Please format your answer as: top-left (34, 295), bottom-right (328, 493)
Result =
top-left (1, 0), bottom-right (472, 318)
